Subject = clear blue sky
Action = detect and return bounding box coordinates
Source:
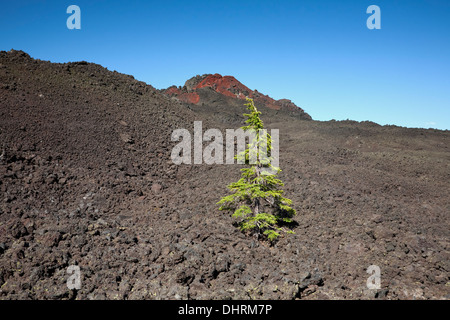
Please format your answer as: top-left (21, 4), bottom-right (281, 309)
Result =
top-left (1, 0), bottom-right (449, 130)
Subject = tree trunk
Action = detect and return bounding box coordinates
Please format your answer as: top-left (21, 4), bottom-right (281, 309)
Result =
top-left (253, 164), bottom-right (261, 216)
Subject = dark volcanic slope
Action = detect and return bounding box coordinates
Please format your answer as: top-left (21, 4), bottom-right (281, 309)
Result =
top-left (0, 50), bottom-right (449, 300)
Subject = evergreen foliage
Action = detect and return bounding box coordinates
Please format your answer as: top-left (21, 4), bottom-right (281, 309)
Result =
top-left (217, 98), bottom-right (297, 242)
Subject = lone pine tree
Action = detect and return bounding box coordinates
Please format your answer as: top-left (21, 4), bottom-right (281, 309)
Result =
top-left (217, 98), bottom-right (297, 242)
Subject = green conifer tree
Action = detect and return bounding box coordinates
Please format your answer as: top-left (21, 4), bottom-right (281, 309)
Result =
top-left (217, 98), bottom-right (297, 242)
